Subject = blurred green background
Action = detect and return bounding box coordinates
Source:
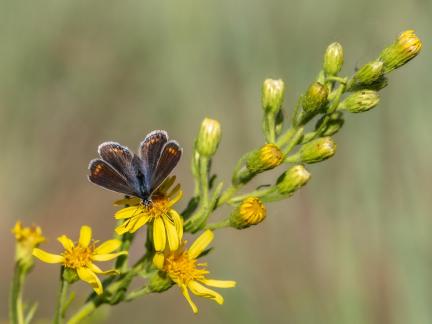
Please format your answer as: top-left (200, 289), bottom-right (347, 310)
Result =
top-left (1, 0), bottom-right (431, 323)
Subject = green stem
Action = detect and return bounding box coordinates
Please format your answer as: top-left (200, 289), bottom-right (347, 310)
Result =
top-left (282, 127), bottom-right (304, 155)
top-left (125, 286), bottom-right (151, 301)
top-left (217, 184), bottom-right (240, 207)
top-left (314, 81), bottom-right (346, 137)
top-left (200, 156), bottom-right (210, 205)
top-left (206, 218), bottom-right (231, 230)
top-left (229, 187), bottom-right (273, 204)
top-left (66, 299), bottom-right (100, 324)
top-left (9, 262), bottom-right (26, 324)
top-left (54, 272), bottom-right (69, 324)
top-left (265, 113), bottom-right (276, 143)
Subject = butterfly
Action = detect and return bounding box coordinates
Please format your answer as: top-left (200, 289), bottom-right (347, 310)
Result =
top-left (88, 130), bottom-right (182, 205)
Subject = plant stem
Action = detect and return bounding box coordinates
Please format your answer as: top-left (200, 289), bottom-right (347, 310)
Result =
top-left (54, 272), bottom-right (69, 324)
top-left (217, 185), bottom-right (239, 207)
top-left (9, 262), bottom-right (26, 324)
top-left (125, 286), bottom-right (151, 301)
top-left (66, 299), bottom-right (100, 324)
top-left (206, 218), bottom-right (231, 230)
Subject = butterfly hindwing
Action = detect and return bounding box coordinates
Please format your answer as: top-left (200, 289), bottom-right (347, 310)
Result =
top-left (151, 140), bottom-right (182, 192)
top-left (88, 159), bottom-right (138, 196)
top-left (138, 130), bottom-right (168, 191)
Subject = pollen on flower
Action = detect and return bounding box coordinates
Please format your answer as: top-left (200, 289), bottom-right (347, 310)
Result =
top-left (164, 252), bottom-right (209, 284)
top-left (62, 245), bottom-right (94, 269)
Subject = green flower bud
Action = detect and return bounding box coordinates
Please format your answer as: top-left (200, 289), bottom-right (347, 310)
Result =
top-left (302, 82), bottom-right (328, 114)
top-left (350, 60), bottom-right (384, 87)
top-left (379, 30), bottom-right (422, 73)
top-left (262, 79), bottom-right (285, 114)
top-left (195, 118), bottom-right (221, 157)
top-left (323, 42), bottom-right (344, 76)
top-left (246, 144), bottom-right (283, 173)
top-left (276, 165), bottom-right (311, 195)
top-left (339, 90), bottom-right (380, 113)
top-left (63, 267), bottom-right (79, 284)
top-left (299, 137), bottom-right (336, 164)
top-left (230, 197), bottom-right (267, 229)
top-left (148, 271), bottom-right (174, 293)
top-left (315, 112), bottom-right (344, 136)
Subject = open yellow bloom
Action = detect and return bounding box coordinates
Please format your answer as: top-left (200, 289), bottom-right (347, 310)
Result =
top-left (114, 176), bottom-right (183, 252)
top-left (154, 230), bottom-right (236, 314)
top-left (32, 225), bottom-right (127, 295)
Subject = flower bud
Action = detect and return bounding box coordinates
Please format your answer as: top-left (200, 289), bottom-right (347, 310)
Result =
top-left (148, 271), bottom-right (174, 293)
top-left (350, 60), bottom-right (384, 87)
top-left (339, 90), bottom-right (380, 113)
top-left (323, 42), bottom-right (344, 76)
top-left (230, 197), bottom-right (267, 229)
top-left (12, 221), bottom-right (45, 267)
top-left (276, 165), bottom-right (311, 195)
top-left (299, 137), bottom-right (336, 164)
top-left (315, 112), bottom-right (344, 136)
top-left (195, 118), bottom-right (221, 157)
top-left (302, 82), bottom-right (328, 114)
top-left (379, 30), bottom-right (422, 73)
top-left (246, 144), bottom-right (283, 173)
top-left (63, 267), bottom-right (79, 284)
top-left (262, 79), bottom-right (285, 114)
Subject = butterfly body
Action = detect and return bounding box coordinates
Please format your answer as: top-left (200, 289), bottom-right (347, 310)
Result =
top-left (88, 130), bottom-right (182, 203)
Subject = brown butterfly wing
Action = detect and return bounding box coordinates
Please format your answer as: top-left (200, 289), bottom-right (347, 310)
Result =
top-left (138, 130), bottom-right (168, 192)
top-left (150, 140), bottom-right (182, 192)
top-left (88, 159), bottom-right (138, 196)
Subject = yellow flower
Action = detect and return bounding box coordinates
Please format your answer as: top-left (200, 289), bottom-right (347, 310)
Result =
top-left (12, 221), bottom-right (45, 246)
top-left (230, 197), bottom-right (267, 229)
top-left (154, 230), bottom-right (236, 314)
top-left (32, 225), bottom-right (127, 295)
top-left (114, 176), bottom-right (183, 252)
top-left (12, 221), bottom-right (45, 264)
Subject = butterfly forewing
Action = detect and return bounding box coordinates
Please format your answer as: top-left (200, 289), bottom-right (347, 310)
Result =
top-left (98, 142), bottom-right (138, 183)
top-left (139, 130), bottom-right (168, 192)
top-left (150, 140), bottom-right (182, 191)
top-left (88, 159), bottom-right (138, 196)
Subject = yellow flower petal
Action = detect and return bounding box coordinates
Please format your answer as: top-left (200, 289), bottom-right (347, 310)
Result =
top-left (115, 217), bottom-right (138, 235)
top-left (188, 230), bottom-right (214, 259)
top-left (153, 252), bottom-right (165, 269)
top-left (77, 267), bottom-right (103, 295)
top-left (159, 175), bottom-right (176, 193)
top-left (92, 251), bottom-right (127, 262)
top-left (163, 216), bottom-right (179, 251)
top-left (79, 226), bottom-right (92, 248)
top-left (129, 214), bottom-right (150, 233)
top-left (113, 196), bottom-right (141, 206)
top-left (170, 210), bottom-right (183, 242)
top-left (57, 235), bottom-right (74, 250)
top-left (88, 263), bottom-right (119, 275)
top-left (188, 280), bottom-right (224, 305)
top-left (32, 248), bottom-right (64, 264)
top-left (180, 284), bottom-right (198, 314)
top-left (168, 190), bottom-right (183, 207)
top-left (199, 279), bottom-right (237, 288)
top-left (114, 206), bottom-right (143, 220)
top-left (153, 217), bottom-right (166, 252)
top-left (94, 239), bottom-right (121, 254)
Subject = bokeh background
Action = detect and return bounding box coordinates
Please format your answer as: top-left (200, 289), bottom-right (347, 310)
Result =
top-left (1, 0), bottom-right (431, 323)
